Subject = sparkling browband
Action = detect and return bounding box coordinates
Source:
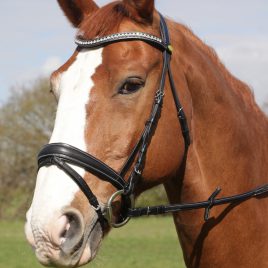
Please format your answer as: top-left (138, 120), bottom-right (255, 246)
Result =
top-left (75, 31), bottom-right (167, 50)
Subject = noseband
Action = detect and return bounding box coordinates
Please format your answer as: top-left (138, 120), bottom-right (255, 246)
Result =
top-left (38, 14), bottom-right (268, 228)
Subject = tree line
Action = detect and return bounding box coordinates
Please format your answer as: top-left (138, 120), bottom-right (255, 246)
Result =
top-left (0, 79), bottom-right (55, 219)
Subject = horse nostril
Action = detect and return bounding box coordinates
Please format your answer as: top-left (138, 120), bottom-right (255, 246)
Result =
top-left (60, 208), bottom-right (85, 254)
top-left (59, 219), bottom-right (70, 245)
top-left (60, 213), bottom-right (80, 242)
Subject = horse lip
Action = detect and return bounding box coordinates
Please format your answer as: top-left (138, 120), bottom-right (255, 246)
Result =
top-left (35, 246), bottom-right (60, 267)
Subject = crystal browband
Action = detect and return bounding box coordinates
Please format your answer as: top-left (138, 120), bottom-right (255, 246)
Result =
top-left (75, 31), bottom-right (167, 50)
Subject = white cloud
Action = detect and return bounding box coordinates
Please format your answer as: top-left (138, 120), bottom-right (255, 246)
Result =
top-left (11, 57), bottom-right (63, 91)
top-left (41, 57), bottom-right (62, 76)
top-left (208, 35), bottom-right (268, 105)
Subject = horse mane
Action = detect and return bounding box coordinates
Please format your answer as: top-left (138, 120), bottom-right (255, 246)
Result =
top-left (174, 23), bottom-right (258, 109)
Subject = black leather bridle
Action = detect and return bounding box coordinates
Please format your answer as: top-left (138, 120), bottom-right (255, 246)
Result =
top-left (38, 14), bottom-right (268, 228)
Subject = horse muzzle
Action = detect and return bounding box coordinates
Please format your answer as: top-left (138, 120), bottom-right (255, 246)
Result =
top-left (25, 206), bottom-right (103, 267)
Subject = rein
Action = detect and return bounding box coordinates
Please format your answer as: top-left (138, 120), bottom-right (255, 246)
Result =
top-left (38, 13), bottom-right (268, 228)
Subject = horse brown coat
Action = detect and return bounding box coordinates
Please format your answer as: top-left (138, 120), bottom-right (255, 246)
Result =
top-left (35, 1), bottom-right (268, 267)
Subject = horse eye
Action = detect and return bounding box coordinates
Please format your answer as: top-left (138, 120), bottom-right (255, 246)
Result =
top-left (119, 78), bottom-right (144, 95)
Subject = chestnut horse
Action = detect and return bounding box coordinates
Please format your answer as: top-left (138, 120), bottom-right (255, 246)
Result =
top-left (25, 0), bottom-right (268, 267)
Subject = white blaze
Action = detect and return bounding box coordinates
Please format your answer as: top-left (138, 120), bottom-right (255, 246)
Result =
top-left (27, 49), bottom-right (103, 228)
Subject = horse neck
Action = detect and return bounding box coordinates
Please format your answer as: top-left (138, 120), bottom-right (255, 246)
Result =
top-left (161, 21), bottom-right (268, 268)
top-left (165, 21), bottom-right (268, 217)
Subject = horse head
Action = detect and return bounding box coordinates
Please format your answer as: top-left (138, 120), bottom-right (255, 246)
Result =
top-left (25, 0), bottom-right (190, 267)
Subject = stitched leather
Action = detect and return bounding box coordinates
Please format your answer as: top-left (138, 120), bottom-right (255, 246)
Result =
top-left (38, 143), bottom-right (126, 190)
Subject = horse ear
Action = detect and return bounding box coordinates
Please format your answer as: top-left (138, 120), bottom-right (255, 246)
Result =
top-left (124, 0), bottom-right (155, 24)
top-left (57, 0), bottom-right (99, 27)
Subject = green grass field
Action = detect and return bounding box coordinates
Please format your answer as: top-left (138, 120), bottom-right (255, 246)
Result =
top-left (0, 217), bottom-right (185, 268)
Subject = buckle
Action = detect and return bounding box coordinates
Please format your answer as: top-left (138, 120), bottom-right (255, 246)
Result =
top-left (104, 190), bottom-right (135, 228)
top-left (167, 44), bottom-right (173, 54)
top-left (134, 166), bottom-right (142, 176)
top-left (155, 90), bottom-right (165, 104)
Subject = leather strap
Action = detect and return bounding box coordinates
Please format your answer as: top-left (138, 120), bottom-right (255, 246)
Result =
top-left (38, 143), bottom-right (127, 190)
top-left (128, 184), bottom-right (268, 221)
top-left (41, 154), bottom-right (107, 227)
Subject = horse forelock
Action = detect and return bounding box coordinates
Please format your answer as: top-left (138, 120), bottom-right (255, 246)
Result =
top-left (78, 2), bottom-right (130, 40)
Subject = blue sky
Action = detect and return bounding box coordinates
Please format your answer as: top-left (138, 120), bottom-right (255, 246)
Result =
top-left (1, 0), bottom-right (267, 106)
